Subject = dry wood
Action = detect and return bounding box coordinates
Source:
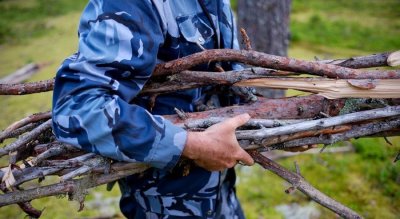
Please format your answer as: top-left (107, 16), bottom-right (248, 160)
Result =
top-left (0, 111), bottom-right (51, 143)
top-left (0, 123), bottom-right (38, 143)
top-left (153, 49), bottom-right (400, 79)
top-left (269, 118), bottom-right (400, 150)
top-left (240, 28), bottom-right (253, 50)
top-left (165, 95), bottom-right (346, 124)
top-left (318, 51), bottom-right (395, 69)
top-left (0, 63), bottom-right (40, 84)
top-left (237, 106), bottom-right (400, 141)
top-left (236, 78), bottom-right (400, 99)
top-left (0, 163), bottom-right (148, 207)
top-left (0, 120), bottom-right (52, 157)
top-left (249, 151), bottom-right (362, 219)
top-left (259, 125), bottom-right (351, 147)
top-left (1, 50), bottom-right (399, 96)
top-left (31, 144), bottom-right (68, 166)
top-left (179, 117), bottom-right (309, 129)
top-left (0, 186), bottom-right (42, 218)
top-left (141, 68), bottom-right (294, 96)
top-left (387, 51), bottom-right (400, 67)
top-left (0, 79), bottom-right (54, 95)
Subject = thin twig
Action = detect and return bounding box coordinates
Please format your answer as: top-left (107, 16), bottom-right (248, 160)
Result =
top-left (0, 111), bottom-right (51, 142)
top-left (249, 151), bottom-right (362, 219)
top-left (0, 163), bottom-right (148, 207)
top-left (0, 120), bottom-right (52, 157)
top-left (240, 28), bottom-right (253, 50)
top-left (262, 118), bottom-right (400, 151)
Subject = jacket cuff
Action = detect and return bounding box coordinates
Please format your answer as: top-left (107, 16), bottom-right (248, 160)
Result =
top-left (148, 120), bottom-right (187, 170)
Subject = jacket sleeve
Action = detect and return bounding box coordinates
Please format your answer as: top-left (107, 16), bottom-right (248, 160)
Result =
top-left (51, 0), bottom-right (187, 170)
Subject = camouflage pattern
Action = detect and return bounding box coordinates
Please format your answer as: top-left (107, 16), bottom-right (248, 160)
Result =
top-left (52, 0), bottom-right (244, 218)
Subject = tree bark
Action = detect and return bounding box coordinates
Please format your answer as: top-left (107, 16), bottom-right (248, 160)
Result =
top-left (237, 0), bottom-right (291, 98)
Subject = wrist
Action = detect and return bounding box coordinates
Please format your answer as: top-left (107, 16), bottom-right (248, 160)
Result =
top-left (182, 132), bottom-right (202, 160)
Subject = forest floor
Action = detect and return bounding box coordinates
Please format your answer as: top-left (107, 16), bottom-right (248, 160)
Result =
top-left (0, 0), bottom-right (399, 218)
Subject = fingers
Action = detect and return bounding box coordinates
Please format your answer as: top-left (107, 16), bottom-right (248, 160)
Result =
top-left (222, 113), bottom-right (251, 130)
top-left (235, 148), bottom-right (254, 166)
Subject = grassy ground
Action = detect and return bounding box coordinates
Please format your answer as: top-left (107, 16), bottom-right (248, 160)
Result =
top-left (0, 0), bottom-right (399, 218)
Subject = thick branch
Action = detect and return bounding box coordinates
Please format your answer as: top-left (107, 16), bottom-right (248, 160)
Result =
top-left (0, 186), bottom-right (42, 218)
top-left (164, 95), bottom-right (345, 123)
top-left (141, 68), bottom-right (293, 95)
top-left (0, 79), bottom-right (54, 95)
top-left (249, 151), bottom-right (362, 219)
top-left (153, 49), bottom-right (400, 79)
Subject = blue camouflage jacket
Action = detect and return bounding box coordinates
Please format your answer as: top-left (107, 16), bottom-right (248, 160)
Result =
top-left (52, 0), bottom-right (245, 218)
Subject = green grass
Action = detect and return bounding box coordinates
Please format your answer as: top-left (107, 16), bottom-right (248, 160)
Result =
top-left (237, 138), bottom-right (400, 219)
top-left (1, 0), bottom-right (400, 218)
top-left (290, 0), bottom-right (400, 52)
top-left (0, 0), bottom-right (87, 44)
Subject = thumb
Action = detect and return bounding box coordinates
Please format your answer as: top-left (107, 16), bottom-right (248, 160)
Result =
top-left (223, 113), bottom-right (251, 130)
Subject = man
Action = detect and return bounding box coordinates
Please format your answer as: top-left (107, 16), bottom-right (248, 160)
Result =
top-left (52, 0), bottom-right (254, 218)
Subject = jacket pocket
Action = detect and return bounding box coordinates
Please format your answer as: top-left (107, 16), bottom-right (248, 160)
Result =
top-left (176, 13), bottom-right (215, 46)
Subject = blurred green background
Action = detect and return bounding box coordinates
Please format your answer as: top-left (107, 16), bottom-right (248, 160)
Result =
top-left (0, 0), bottom-right (399, 218)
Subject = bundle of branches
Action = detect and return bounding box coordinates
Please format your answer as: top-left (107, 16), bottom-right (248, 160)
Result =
top-left (1, 46), bottom-right (400, 219)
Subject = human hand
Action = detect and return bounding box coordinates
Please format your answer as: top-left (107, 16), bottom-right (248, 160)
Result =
top-left (182, 114), bottom-right (254, 171)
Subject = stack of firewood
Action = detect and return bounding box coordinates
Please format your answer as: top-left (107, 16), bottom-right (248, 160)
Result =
top-left (0, 46), bottom-right (399, 218)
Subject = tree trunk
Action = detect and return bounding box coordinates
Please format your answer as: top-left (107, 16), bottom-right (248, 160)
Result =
top-left (237, 0), bottom-right (291, 98)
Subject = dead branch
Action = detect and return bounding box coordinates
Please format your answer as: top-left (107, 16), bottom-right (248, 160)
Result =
top-left (318, 52), bottom-right (392, 69)
top-left (0, 79), bottom-right (54, 95)
top-left (141, 68), bottom-right (295, 96)
top-left (153, 49), bottom-right (400, 79)
top-left (267, 118), bottom-right (400, 150)
top-left (31, 143), bottom-right (68, 166)
top-left (0, 111), bottom-right (51, 142)
top-left (0, 63), bottom-right (40, 84)
top-left (1, 50), bottom-right (399, 96)
top-left (165, 95), bottom-right (346, 124)
top-left (179, 117), bottom-right (309, 129)
top-left (249, 151), bottom-right (362, 219)
top-left (0, 163), bottom-right (148, 207)
top-left (0, 123), bottom-right (38, 143)
top-left (240, 28), bottom-right (253, 50)
top-left (0, 119), bottom-right (52, 157)
top-left (259, 125), bottom-right (351, 147)
top-left (236, 106), bottom-right (400, 141)
top-left (0, 186), bottom-right (42, 218)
